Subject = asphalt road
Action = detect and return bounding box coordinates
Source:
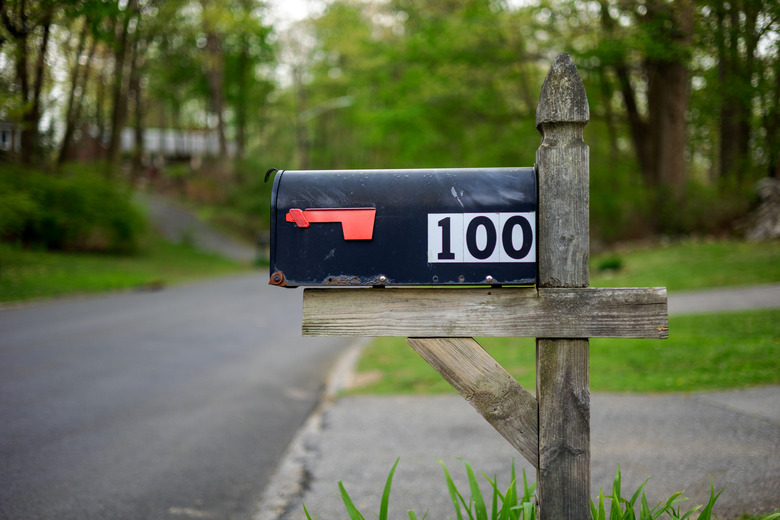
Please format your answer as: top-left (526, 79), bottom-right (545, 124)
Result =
top-left (0, 274), bottom-right (348, 520)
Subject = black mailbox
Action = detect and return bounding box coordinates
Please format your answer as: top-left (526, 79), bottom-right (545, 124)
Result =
top-left (269, 167), bottom-right (537, 287)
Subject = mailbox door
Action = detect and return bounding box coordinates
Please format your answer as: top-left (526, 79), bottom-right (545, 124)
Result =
top-left (270, 167), bottom-right (536, 286)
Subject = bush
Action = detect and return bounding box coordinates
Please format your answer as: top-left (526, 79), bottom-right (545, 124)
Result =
top-left (0, 164), bottom-right (146, 252)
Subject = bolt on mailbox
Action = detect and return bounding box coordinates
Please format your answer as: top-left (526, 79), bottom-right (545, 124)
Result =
top-left (269, 167), bottom-right (537, 287)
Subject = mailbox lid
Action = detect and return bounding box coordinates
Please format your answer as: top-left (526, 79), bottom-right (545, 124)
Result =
top-left (270, 167), bottom-right (537, 286)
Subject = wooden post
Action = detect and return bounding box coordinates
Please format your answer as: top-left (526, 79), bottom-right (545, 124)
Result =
top-left (535, 53), bottom-right (590, 519)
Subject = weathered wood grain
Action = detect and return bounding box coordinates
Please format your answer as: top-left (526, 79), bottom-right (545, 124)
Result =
top-left (302, 286), bottom-right (668, 338)
top-left (406, 337), bottom-right (539, 468)
top-left (535, 52), bottom-right (591, 520)
top-left (536, 338), bottom-right (590, 518)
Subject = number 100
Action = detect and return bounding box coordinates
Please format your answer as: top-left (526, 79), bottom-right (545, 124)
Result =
top-left (427, 212), bottom-right (535, 263)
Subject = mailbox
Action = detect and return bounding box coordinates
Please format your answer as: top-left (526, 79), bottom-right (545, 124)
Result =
top-left (269, 167), bottom-right (537, 287)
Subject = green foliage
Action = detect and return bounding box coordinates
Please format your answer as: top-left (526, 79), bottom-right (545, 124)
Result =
top-left (303, 461), bottom-right (780, 520)
top-left (3, 0), bottom-right (777, 244)
top-left (0, 165), bottom-right (145, 252)
top-left (223, 156), bottom-right (276, 238)
top-left (352, 308), bottom-right (780, 395)
top-left (303, 458), bottom-right (424, 520)
top-left (591, 466), bottom-right (723, 520)
top-left (439, 458), bottom-right (537, 520)
top-left (253, 0), bottom-right (778, 242)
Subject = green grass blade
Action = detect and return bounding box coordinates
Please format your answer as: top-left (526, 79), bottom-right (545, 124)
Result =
top-left (522, 469), bottom-right (536, 502)
top-left (679, 506), bottom-right (702, 520)
top-left (462, 460), bottom-right (488, 520)
top-left (483, 473), bottom-right (510, 520)
top-left (379, 458), bottom-right (400, 520)
top-left (521, 501), bottom-right (535, 520)
top-left (438, 458), bottom-right (465, 520)
top-left (338, 481), bottom-right (366, 520)
top-left (639, 492), bottom-right (649, 519)
top-left (610, 465), bottom-right (624, 520)
top-left (652, 492), bottom-right (685, 519)
top-left (492, 485), bottom-right (499, 520)
top-left (594, 487), bottom-right (607, 520)
top-left (302, 501), bottom-right (317, 520)
top-left (628, 478), bottom-right (649, 510)
top-left (692, 480), bottom-right (723, 520)
top-left (507, 461), bottom-right (519, 520)
top-left (502, 478), bottom-right (518, 520)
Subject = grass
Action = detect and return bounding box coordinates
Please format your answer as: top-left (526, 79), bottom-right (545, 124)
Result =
top-left (305, 458), bottom-right (780, 520)
top-left (590, 239), bottom-right (779, 291)
top-left (0, 233), bottom-right (249, 304)
top-left (350, 239), bottom-right (779, 395)
top-left (352, 309), bottom-right (780, 395)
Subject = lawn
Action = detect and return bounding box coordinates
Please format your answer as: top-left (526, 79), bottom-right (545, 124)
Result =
top-left (352, 309), bottom-right (779, 395)
top-left (0, 233), bottom-right (249, 304)
top-left (590, 238), bottom-right (779, 291)
top-left (351, 239), bottom-right (780, 395)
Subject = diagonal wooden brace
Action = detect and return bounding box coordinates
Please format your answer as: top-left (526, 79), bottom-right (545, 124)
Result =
top-left (406, 337), bottom-right (539, 468)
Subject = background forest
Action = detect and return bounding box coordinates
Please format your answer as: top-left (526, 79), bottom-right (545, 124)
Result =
top-left (1, 0), bottom-right (778, 250)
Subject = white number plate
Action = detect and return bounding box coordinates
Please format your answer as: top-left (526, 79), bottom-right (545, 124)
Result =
top-left (427, 213), bottom-right (536, 263)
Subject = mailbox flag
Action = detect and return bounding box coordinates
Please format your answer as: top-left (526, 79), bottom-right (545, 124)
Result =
top-left (285, 208), bottom-right (376, 240)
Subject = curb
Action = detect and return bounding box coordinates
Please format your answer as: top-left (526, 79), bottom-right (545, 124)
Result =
top-left (253, 338), bottom-right (369, 520)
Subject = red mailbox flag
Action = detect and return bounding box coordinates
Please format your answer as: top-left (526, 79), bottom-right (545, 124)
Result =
top-left (286, 208), bottom-right (376, 240)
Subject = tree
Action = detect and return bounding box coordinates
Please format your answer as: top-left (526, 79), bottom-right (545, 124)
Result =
top-left (0, 0), bottom-right (58, 164)
top-left (106, 0), bottom-right (140, 171)
top-left (57, 0), bottom-right (109, 164)
top-left (595, 0), bottom-right (694, 197)
top-left (698, 0), bottom-right (779, 182)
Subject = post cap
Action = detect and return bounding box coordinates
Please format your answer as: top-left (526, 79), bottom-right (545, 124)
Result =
top-left (536, 53), bottom-right (589, 130)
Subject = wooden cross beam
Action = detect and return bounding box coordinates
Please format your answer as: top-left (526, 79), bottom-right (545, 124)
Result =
top-left (302, 287), bottom-right (668, 338)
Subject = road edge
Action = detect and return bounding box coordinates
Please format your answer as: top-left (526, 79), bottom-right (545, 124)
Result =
top-left (252, 338), bottom-right (369, 520)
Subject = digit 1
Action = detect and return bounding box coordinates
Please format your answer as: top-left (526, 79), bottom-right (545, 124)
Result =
top-left (437, 217), bottom-right (456, 260)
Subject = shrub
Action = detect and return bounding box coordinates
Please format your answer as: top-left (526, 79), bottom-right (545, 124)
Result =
top-left (0, 164), bottom-right (146, 252)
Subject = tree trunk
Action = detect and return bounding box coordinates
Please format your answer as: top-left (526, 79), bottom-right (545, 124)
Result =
top-left (15, 30), bottom-right (32, 163)
top-left (129, 38), bottom-right (145, 178)
top-left (0, 1), bottom-right (55, 163)
top-left (766, 54), bottom-right (780, 179)
top-left (234, 34), bottom-right (249, 162)
top-left (10, 9), bottom-right (52, 164)
top-left (59, 22), bottom-right (89, 165)
top-left (95, 49), bottom-right (109, 157)
top-left (107, 0), bottom-right (138, 172)
top-left (646, 58), bottom-right (690, 193)
top-left (604, 0), bottom-right (692, 198)
top-left (205, 30), bottom-right (228, 162)
top-left (599, 0), bottom-right (653, 182)
top-left (294, 66), bottom-right (310, 170)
